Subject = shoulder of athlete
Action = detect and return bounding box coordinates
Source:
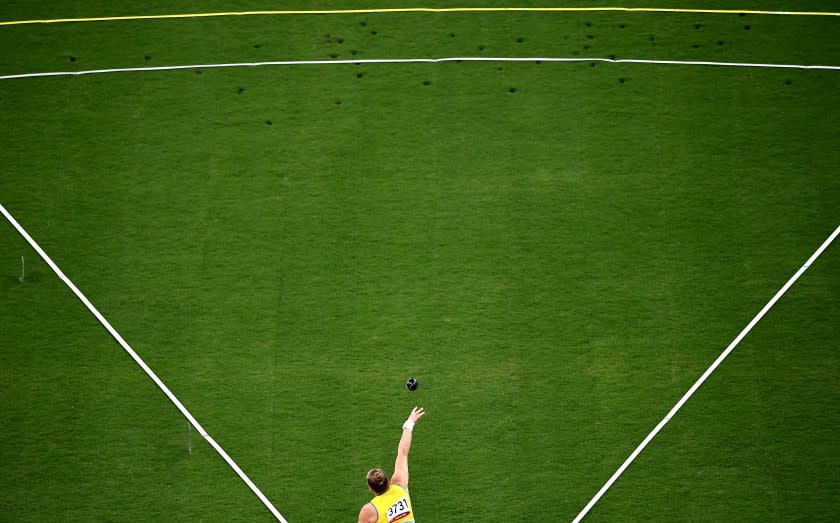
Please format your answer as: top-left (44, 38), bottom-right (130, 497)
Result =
top-left (358, 502), bottom-right (377, 523)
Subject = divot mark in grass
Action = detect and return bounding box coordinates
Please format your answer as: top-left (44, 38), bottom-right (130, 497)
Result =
top-left (335, 100), bottom-right (342, 105)
top-left (478, 45), bottom-right (485, 51)
top-left (648, 35), bottom-right (656, 42)
top-left (508, 87), bottom-right (517, 93)
top-left (516, 37), bottom-right (524, 43)
top-left (590, 62), bottom-right (597, 67)
top-left (265, 120), bottom-right (272, 125)
top-left (423, 80), bottom-right (431, 86)
top-left (585, 22), bottom-right (592, 28)
top-left (694, 23), bottom-right (702, 29)
top-left (619, 24), bottom-right (626, 29)
top-left (329, 53), bottom-right (338, 58)
top-left (583, 44), bottom-right (591, 50)
top-left (496, 66), bottom-right (504, 72)
top-left (144, 55), bottom-right (151, 61)
top-left (718, 40), bottom-right (725, 46)
top-left (744, 25), bottom-right (751, 30)
top-left (692, 44), bottom-right (700, 49)
top-left (371, 30), bottom-right (377, 36)
top-left (337, 38), bottom-right (344, 44)
top-left (608, 54), bottom-right (616, 60)
top-left (586, 34), bottom-right (594, 39)
top-left (68, 55), bottom-right (77, 62)
top-left (351, 50), bottom-right (359, 55)
top-left (195, 70), bottom-right (202, 75)
top-left (237, 87), bottom-right (245, 94)
top-left (618, 77), bottom-right (627, 84)
top-left (360, 21), bottom-right (367, 27)
top-left (253, 44), bottom-right (262, 49)
top-left (356, 72), bottom-right (364, 78)
top-left (785, 79), bottom-right (792, 85)
top-left (449, 33), bottom-right (455, 38)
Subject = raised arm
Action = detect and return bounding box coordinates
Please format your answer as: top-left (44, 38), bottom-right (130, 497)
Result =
top-left (390, 407), bottom-right (425, 489)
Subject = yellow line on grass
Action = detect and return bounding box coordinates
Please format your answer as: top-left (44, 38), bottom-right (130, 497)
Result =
top-left (1, 6), bottom-right (839, 26)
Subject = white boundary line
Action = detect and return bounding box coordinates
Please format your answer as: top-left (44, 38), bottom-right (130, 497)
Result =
top-left (1, 56), bottom-right (839, 80)
top-left (0, 203), bottom-right (288, 523)
top-left (574, 224), bottom-right (840, 522)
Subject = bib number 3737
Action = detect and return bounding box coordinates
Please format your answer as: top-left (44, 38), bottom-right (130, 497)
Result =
top-left (386, 496), bottom-right (410, 522)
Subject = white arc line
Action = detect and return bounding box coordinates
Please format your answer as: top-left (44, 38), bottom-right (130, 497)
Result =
top-left (573, 224), bottom-right (840, 522)
top-left (0, 203), bottom-right (288, 523)
top-left (1, 56), bottom-right (839, 80)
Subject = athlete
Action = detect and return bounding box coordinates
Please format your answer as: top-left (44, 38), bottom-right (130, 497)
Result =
top-left (358, 407), bottom-right (426, 523)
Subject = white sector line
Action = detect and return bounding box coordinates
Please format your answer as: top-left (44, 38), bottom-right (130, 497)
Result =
top-left (1, 56), bottom-right (840, 80)
top-left (0, 203), bottom-right (287, 523)
top-left (574, 224), bottom-right (840, 522)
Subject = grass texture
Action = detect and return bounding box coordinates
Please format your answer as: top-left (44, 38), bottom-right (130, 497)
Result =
top-left (1, 3), bottom-right (838, 521)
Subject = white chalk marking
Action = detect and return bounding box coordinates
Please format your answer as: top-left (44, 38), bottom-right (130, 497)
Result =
top-left (573, 224), bottom-right (840, 522)
top-left (0, 56), bottom-right (839, 81)
top-left (0, 203), bottom-right (288, 523)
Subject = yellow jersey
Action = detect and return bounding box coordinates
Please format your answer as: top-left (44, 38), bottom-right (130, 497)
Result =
top-left (370, 484), bottom-right (415, 523)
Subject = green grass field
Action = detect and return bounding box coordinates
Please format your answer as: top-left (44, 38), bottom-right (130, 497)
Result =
top-left (1, 2), bottom-right (838, 521)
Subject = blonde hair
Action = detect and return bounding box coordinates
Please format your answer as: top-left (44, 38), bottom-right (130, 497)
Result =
top-left (366, 468), bottom-right (389, 495)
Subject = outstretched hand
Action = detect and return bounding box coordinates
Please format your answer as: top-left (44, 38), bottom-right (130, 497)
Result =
top-left (407, 407), bottom-right (426, 423)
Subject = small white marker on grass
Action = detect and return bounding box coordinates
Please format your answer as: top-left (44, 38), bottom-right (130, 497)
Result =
top-left (18, 255), bottom-right (24, 282)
